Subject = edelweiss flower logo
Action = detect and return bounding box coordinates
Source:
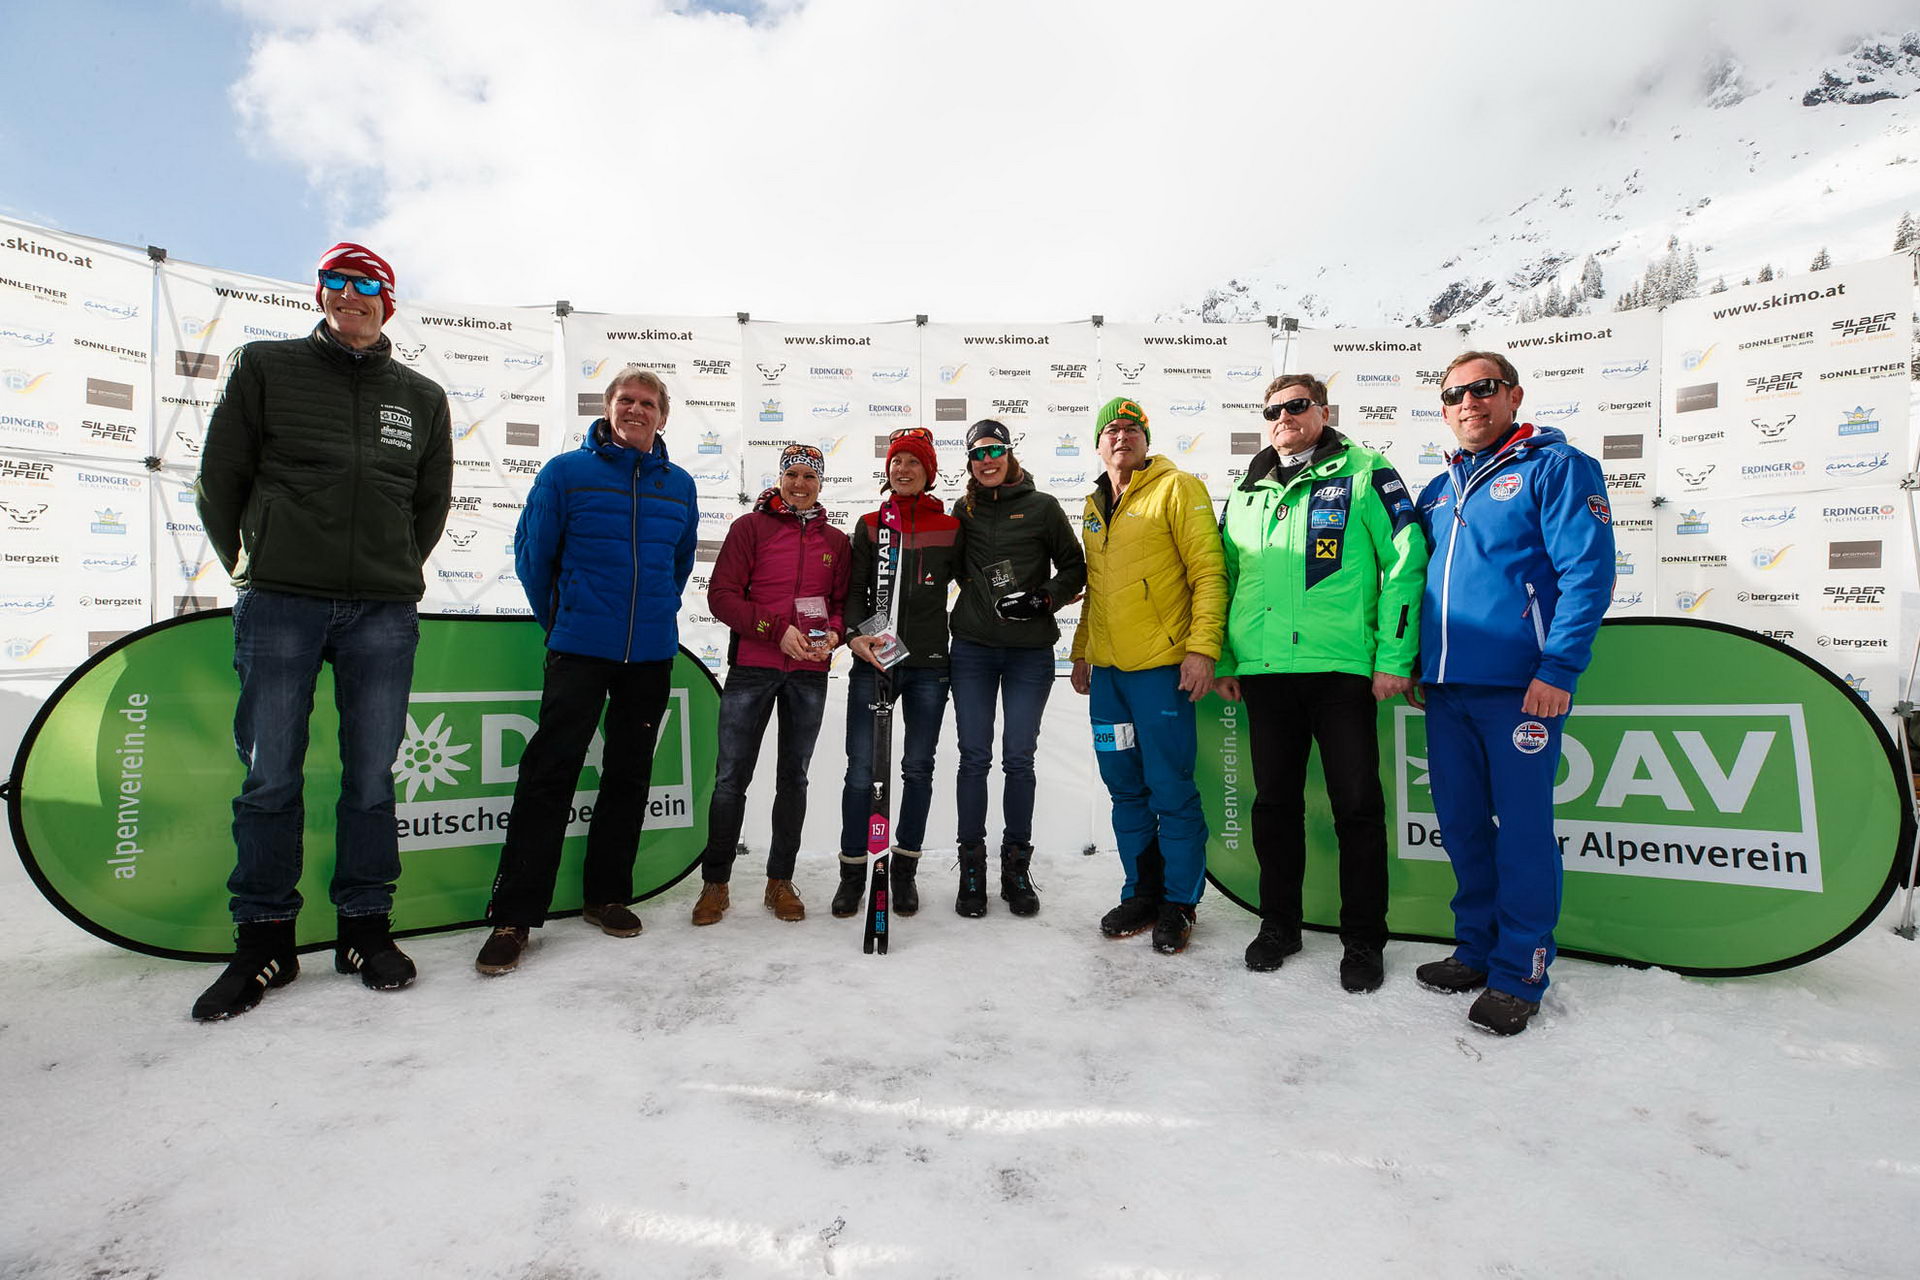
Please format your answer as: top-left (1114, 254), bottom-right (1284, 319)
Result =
top-left (391, 713), bottom-right (472, 801)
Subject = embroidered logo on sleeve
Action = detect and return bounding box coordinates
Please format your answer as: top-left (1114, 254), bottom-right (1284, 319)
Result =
top-left (1587, 494), bottom-right (1611, 523)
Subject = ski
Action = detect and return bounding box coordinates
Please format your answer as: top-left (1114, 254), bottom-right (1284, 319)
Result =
top-left (862, 496), bottom-right (906, 955)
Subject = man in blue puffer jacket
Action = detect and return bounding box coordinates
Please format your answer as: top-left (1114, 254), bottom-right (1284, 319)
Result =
top-left (474, 366), bottom-right (699, 974)
top-left (1411, 351), bottom-right (1614, 1036)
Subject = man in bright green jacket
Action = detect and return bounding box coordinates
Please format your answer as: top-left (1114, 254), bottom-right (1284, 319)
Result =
top-left (1213, 373), bottom-right (1427, 993)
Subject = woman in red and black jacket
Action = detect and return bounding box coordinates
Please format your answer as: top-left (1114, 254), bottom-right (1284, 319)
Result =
top-left (690, 443), bottom-right (850, 926)
top-left (830, 427), bottom-right (962, 920)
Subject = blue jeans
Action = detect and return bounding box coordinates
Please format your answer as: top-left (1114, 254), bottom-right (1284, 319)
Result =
top-left (227, 588), bottom-right (418, 923)
top-left (949, 637), bottom-right (1055, 845)
top-left (1423, 682), bottom-right (1568, 998)
top-left (1089, 664), bottom-right (1208, 906)
top-left (699, 665), bottom-right (829, 882)
top-left (838, 662), bottom-right (949, 857)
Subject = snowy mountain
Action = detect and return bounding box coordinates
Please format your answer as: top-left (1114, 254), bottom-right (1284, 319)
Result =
top-left (1179, 30), bottom-right (1920, 328)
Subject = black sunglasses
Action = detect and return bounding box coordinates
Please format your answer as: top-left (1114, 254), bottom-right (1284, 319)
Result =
top-left (968, 444), bottom-right (1008, 461)
top-left (1262, 398), bottom-right (1318, 421)
top-left (1439, 377), bottom-right (1513, 407)
top-left (318, 269), bottom-right (387, 297)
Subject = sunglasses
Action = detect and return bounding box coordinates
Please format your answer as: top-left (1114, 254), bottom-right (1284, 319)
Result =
top-left (1262, 398), bottom-right (1318, 421)
top-left (889, 426), bottom-right (933, 441)
top-left (1439, 377), bottom-right (1513, 407)
top-left (318, 269), bottom-right (388, 297)
top-left (968, 444), bottom-right (1008, 461)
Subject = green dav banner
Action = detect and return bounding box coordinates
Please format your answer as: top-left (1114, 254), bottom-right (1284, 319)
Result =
top-left (1198, 620), bottom-right (1913, 975)
top-left (7, 614), bottom-right (721, 960)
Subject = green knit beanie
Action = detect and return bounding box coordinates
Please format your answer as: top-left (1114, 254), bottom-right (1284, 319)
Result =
top-left (1094, 395), bottom-right (1150, 444)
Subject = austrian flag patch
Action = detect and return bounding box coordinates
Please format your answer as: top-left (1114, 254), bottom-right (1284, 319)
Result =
top-left (1588, 494), bottom-right (1611, 524)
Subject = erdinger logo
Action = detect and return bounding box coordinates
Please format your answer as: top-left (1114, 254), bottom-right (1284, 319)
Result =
top-left (1115, 362), bottom-right (1145, 382)
top-left (757, 363), bottom-right (786, 383)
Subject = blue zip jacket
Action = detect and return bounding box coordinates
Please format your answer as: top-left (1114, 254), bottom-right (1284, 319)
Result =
top-left (515, 420), bottom-right (699, 662)
top-left (1415, 423), bottom-right (1614, 692)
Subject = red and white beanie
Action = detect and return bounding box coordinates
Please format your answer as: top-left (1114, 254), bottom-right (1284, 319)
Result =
top-left (315, 242), bottom-right (397, 320)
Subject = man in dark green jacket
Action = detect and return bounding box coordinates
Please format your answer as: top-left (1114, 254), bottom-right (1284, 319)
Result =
top-left (189, 242), bottom-right (452, 1021)
top-left (1213, 373), bottom-right (1426, 992)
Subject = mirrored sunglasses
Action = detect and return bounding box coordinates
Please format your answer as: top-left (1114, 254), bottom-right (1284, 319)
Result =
top-left (968, 444), bottom-right (1008, 461)
top-left (318, 269), bottom-right (387, 297)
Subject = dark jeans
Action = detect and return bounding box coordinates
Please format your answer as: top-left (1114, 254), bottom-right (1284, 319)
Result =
top-left (948, 636), bottom-right (1055, 845)
top-left (486, 651), bottom-right (673, 927)
top-left (699, 665), bottom-right (828, 882)
top-left (226, 588), bottom-right (417, 924)
top-left (838, 662), bottom-right (949, 857)
top-left (1241, 671), bottom-right (1389, 948)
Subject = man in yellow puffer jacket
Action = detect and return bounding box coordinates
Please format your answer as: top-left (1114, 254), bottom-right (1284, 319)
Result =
top-left (1070, 396), bottom-right (1226, 955)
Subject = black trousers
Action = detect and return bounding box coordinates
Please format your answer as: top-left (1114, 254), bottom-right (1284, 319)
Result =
top-left (1240, 671), bottom-right (1389, 948)
top-left (487, 651), bottom-right (673, 927)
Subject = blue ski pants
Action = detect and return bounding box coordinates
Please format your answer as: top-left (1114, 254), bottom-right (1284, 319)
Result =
top-left (1422, 682), bottom-right (1567, 997)
top-left (1089, 664), bottom-right (1208, 906)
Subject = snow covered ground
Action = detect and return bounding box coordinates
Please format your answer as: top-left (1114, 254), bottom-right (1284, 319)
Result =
top-left (4, 668), bottom-right (1918, 1279)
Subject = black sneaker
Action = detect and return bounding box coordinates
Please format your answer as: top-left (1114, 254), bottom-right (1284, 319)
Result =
top-left (1468, 988), bottom-right (1540, 1036)
top-left (831, 858), bottom-right (867, 918)
top-left (334, 913), bottom-right (417, 991)
top-left (955, 841), bottom-right (989, 917)
top-left (1339, 945), bottom-right (1385, 993)
top-left (1100, 896), bottom-right (1159, 938)
top-left (1151, 902), bottom-right (1196, 955)
top-left (191, 920), bottom-right (299, 1022)
top-left (475, 926), bottom-right (529, 976)
top-left (1244, 922), bottom-right (1303, 972)
top-left (1415, 956), bottom-right (1488, 994)
top-left (583, 902), bottom-right (643, 937)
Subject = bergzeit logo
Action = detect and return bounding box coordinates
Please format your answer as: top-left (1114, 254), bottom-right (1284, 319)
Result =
top-left (1395, 703), bottom-right (1825, 892)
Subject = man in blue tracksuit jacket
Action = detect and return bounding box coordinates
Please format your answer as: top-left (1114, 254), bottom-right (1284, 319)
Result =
top-left (474, 366), bottom-right (699, 975)
top-left (1411, 351), bottom-right (1614, 1036)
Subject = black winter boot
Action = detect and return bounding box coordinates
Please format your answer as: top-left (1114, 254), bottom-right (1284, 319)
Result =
top-left (334, 913), bottom-right (417, 991)
top-left (192, 919), bottom-right (299, 1021)
top-left (891, 850), bottom-right (921, 917)
top-left (955, 841), bottom-right (989, 917)
top-left (1099, 837), bottom-right (1165, 938)
top-left (1000, 842), bottom-right (1039, 916)
top-left (831, 856), bottom-right (867, 918)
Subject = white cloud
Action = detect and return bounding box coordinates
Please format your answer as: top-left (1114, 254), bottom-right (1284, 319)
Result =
top-left (225, 0), bottom-right (1920, 320)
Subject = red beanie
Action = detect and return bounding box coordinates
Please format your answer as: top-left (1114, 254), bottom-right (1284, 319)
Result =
top-left (315, 242), bottom-right (397, 320)
top-left (885, 431), bottom-right (939, 485)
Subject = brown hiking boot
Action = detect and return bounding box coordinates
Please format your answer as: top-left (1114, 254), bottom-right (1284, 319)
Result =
top-left (475, 926), bottom-right (529, 976)
top-left (583, 902), bottom-right (643, 937)
top-left (691, 882), bottom-right (730, 926)
top-left (764, 878), bottom-right (805, 922)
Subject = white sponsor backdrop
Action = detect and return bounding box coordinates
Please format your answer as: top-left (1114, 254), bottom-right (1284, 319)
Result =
top-left (0, 217), bottom-right (156, 670)
top-left (2, 212), bottom-right (1915, 736)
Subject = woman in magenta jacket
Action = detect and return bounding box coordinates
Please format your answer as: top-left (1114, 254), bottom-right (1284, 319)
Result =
top-left (690, 444), bottom-right (851, 925)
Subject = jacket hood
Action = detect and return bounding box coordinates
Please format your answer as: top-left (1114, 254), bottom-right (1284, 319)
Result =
top-left (1239, 427), bottom-right (1352, 491)
top-left (1447, 422), bottom-right (1565, 466)
top-left (1092, 454), bottom-right (1178, 508)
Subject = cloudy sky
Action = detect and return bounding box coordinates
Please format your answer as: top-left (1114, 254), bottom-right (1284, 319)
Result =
top-left (4, 0), bottom-right (1913, 319)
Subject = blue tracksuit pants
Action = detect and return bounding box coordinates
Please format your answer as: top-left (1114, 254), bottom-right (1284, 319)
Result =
top-left (1422, 682), bottom-right (1567, 997)
top-left (1089, 664), bottom-right (1209, 906)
